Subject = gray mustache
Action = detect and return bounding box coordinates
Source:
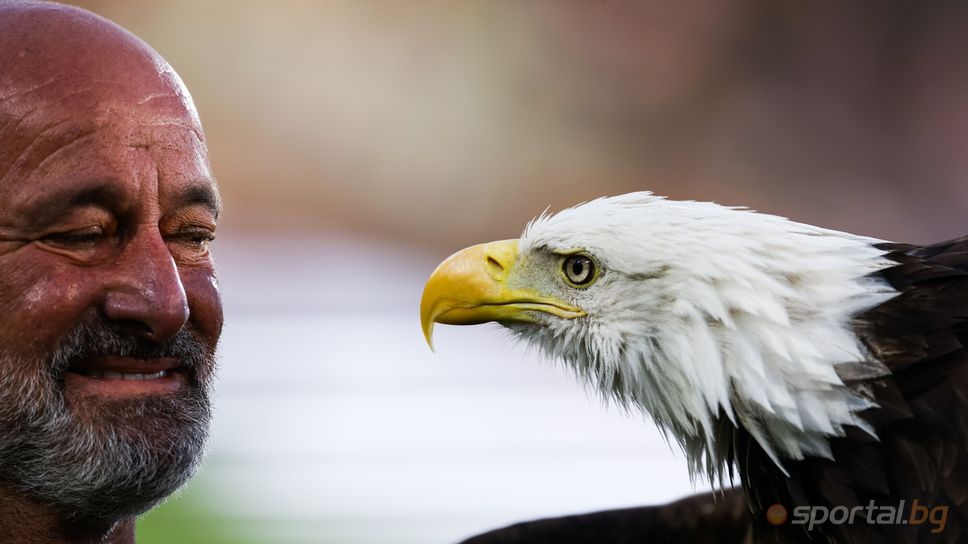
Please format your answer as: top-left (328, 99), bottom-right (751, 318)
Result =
top-left (48, 321), bottom-right (211, 376)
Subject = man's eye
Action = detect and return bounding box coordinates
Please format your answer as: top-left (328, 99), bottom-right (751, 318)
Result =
top-left (169, 230), bottom-right (215, 250)
top-left (42, 227), bottom-right (105, 248)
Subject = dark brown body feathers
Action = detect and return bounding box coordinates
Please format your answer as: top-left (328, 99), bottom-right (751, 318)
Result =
top-left (742, 236), bottom-right (968, 543)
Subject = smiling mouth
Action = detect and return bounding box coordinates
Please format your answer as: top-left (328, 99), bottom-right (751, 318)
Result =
top-left (73, 369), bottom-right (173, 381)
top-left (64, 357), bottom-right (187, 397)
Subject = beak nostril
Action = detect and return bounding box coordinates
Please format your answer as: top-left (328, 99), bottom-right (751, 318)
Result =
top-left (485, 255), bottom-right (506, 280)
top-left (481, 239), bottom-right (519, 282)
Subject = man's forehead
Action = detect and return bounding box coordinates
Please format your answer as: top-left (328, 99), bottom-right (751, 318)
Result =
top-left (6, 126), bottom-right (213, 186)
top-left (0, 108), bottom-right (211, 189)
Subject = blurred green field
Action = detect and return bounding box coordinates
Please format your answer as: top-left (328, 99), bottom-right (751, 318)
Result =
top-left (137, 477), bottom-right (260, 544)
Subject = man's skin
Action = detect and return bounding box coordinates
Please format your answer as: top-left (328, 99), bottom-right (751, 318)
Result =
top-left (0, 2), bottom-right (222, 543)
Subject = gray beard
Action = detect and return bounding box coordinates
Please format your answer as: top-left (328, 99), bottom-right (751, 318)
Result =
top-left (0, 321), bottom-right (214, 522)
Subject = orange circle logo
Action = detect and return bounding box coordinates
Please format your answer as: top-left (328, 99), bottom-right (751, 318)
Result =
top-left (766, 504), bottom-right (788, 526)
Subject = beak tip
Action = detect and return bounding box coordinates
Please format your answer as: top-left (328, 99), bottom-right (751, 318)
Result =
top-left (421, 319), bottom-right (436, 352)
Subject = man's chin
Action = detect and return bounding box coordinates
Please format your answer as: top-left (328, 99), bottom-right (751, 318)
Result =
top-left (0, 382), bottom-right (212, 522)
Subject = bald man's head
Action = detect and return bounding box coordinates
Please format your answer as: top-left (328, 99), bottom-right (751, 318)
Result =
top-left (0, 2), bottom-right (221, 535)
top-left (0, 1), bottom-right (203, 120)
top-left (0, 1), bottom-right (206, 178)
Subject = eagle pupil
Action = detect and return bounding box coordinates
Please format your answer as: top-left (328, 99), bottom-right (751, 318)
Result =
top-left (563, 255), bottom-right (595, 286)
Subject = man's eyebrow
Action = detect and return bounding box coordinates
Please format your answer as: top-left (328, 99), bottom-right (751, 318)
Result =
top-left (172, 183), bottom-right (221, 220)
top-left (21, 182), bottom-right (125, 225)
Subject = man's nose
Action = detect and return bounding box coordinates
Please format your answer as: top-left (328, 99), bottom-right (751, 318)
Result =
top-left (102, 230), bottom-right (189, 343)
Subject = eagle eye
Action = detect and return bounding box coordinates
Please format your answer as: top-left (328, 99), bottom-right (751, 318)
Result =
top-left (561, 254), bottom-right (597, 287)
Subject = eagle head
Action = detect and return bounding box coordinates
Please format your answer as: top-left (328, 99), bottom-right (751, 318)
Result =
top-left (421, 192), bottom-right (897, 481)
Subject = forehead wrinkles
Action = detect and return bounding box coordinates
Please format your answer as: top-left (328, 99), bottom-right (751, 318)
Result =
top-left (1, 78), bottom-right (200, 134)
top-left (0, 116), bottom-right (95, 187)
top-left (0, 91), bottom-right (204, 187)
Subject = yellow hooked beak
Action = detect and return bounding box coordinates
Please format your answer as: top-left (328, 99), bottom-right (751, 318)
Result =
top-left (420, 239), bottom-right (585, 350)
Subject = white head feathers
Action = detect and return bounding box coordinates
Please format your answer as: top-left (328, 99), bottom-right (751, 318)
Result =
top-left (510, 192), bottom-right (898, 482)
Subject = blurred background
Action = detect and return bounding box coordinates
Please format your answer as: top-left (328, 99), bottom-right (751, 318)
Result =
top-left (64, 1), bottom-right (968, 542)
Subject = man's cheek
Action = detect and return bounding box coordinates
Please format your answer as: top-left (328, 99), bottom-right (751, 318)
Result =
top-left (0, 265), bottom-right (99, 357)
top-left (182, 268), bottom-right (223, 345)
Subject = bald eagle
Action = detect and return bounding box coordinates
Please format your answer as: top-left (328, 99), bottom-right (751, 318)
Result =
top-left (421, 193), bottom-right (968, 543)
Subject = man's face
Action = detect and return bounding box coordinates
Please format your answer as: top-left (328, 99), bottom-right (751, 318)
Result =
top-left (0, 67), bottom-right (222, 519)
